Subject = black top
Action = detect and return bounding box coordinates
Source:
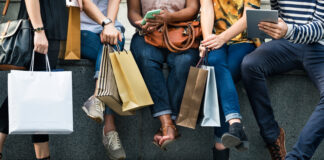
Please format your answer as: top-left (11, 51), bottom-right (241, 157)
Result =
top-left (18, 0), bottom-right (68, 40)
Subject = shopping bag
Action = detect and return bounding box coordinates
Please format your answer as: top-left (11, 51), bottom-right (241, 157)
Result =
top-left (109, 50), bottom-right (154, 112)
top-left (95, 45), bottom-right (135, 116)
top-left (176, 58), bottom-right (208, 129)
top-left (8, 53), bottom-right (73, 134)
top-left (200, 65), bottom-right (220, 127)
top-left (64, 6), bottom-right (80, 60)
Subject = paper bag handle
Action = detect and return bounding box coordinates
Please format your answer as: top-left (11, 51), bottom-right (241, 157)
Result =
top-left (29, 50), bottom-right (52, 72)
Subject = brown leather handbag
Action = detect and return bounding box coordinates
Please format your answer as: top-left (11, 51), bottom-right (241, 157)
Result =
top-left (144, 21), bottom-right (202, 53)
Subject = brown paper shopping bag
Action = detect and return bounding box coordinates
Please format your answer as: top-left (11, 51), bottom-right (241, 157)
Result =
top-left (64, 7), bottom-right (80, 60)
top-left (95, 45), bottom-right (134, 116)
top-left (109, 50), bottom-right (154, 112)
top-left (176, 58), bottom-right (208, 129)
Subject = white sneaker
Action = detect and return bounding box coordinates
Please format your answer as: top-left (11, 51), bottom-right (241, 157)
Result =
top-left (103, 129), bottom-right (126, 160)
top-left (82, 96), bottom-right (105, 123)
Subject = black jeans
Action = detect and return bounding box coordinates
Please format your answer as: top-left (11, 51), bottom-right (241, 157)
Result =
top-left (0, 40), bottom-right (60, 143)
top-left (241, 39), bottom-right (324, 159)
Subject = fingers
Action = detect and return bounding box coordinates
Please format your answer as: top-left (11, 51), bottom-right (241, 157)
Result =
top-left (34, 42), bottom-right (48, 54)
top-left (199, 45), bottom-right (206, 57)
top-left (259, 21), bottom-right (279, 30)
top-left (78, 0), bottom-right (83, 11)
top-left (118, 32), bottom-right (123, 42)
top-left (259, 25), bottom-right (281, 39)
top-left (201, 34), bottom-right (217, 43)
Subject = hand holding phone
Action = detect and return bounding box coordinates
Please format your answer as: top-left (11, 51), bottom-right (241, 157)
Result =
top-left (141, 9), bottom-right (161, 25)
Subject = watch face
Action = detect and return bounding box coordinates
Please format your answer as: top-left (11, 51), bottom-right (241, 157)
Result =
top-left (103, 18), bottom-right (112, 25)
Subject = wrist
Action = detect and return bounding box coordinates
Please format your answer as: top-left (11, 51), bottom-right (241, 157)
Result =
top-left (102, 18), bottom-right (113, 27)
top-left (33, 27), bottom-right (45, 33)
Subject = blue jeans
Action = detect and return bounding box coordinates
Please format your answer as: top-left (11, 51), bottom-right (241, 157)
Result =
top-left (241, 39), bottom-right (324, 159)
top-left (208, 43), bottom-right (256, 142)
top-left (130, 33), bottom-right (199, 119)
top-left (81, 30), bottom-right (125, 115)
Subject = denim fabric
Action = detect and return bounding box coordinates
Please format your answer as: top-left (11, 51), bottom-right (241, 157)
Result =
top-left (130, 33), bottom-right (199, 118)
top-left (81, 30), bottom-right (125, 116)
top-left (208, 43), bottom-right (255, 142)
top-left (241, 39), bottom-right (324, 159)
top-left (81, 30), bottom-right (125, 79)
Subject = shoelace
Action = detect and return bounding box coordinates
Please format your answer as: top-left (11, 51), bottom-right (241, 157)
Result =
top-left (108, 132), bottom-right (122, 150)
top-left (94, 98), bottom-right (104, 112)
top-left (268, 144), bottom-right (282, 160)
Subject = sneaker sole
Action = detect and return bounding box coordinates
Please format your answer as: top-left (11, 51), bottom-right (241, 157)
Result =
top-left (82, 106), bottom-right (103, 123)
top-left (221, 133), bottom-right (242, 148)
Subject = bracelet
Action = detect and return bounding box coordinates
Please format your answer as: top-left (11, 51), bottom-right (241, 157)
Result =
top-left (33, 27), bottom-right (45, 32)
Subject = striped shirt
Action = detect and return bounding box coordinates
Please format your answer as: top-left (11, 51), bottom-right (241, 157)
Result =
top-left (271, 0), bottom-right (324, 44)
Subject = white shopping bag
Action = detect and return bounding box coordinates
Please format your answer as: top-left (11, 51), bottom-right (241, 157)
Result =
top-left (8, 53), bottom-right (73, 134)
top-left (201, 65), bottom-right (220, 127)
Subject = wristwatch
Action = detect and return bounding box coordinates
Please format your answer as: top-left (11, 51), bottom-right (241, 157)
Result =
top-left (101, 18), bottom-right (112, 27)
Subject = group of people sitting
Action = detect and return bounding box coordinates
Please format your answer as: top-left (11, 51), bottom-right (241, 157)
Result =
top-left (0, 0), bottom-right (323, 160)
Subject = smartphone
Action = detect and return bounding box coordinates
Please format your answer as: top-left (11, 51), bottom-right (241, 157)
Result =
top-left (141, 9), bottom-right (161, 25)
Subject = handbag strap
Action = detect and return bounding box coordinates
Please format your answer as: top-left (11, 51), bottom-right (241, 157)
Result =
top-left (2, 0), bottom-right (10, 17)
top-left (163, 22), bottom-right (196, 53)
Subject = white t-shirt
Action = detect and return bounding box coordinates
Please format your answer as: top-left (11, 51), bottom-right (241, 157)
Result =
top-left (81, 0), bottom-right (125, 34)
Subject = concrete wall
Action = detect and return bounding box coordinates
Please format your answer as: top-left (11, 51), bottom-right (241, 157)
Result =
top-left (1, 0), bottom-right (324, 160)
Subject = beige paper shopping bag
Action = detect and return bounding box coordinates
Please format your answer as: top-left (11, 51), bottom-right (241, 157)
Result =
top-left (95, 45), bottom-right (134, 116)
top-left (109, 50), bottom-right (154, 112)
top-left (64, 7), bottom-right (80, 60)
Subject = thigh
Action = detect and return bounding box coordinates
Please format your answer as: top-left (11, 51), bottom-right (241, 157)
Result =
top-left (130, 33), bottom-right (165, 69)
top-left (242, 39), bottom-right (302, 77)
top-left (227, 43), bottom-right (255, 80)
top-left (303, 43), bottom-right (324, 104)
top-left (167, 49), bottom-right (199, 72)
top-left (34, 40), bottom-right (60, 71)
top-left (81, 30), bottom-right (102, 61)
top-left (207, 45), bottom-right (228, 67)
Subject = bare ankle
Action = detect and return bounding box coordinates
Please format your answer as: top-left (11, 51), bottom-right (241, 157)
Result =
top-left (215, 143), bottom-right (227, 150)
top-left (229, 119), bottom-right (241, 125)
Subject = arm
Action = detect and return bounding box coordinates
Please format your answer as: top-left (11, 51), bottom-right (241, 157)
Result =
top-left (284, 5), bottom-right (324, 44)
top-left (147, 0), bottom-right (199, 24)
top-left (127, 0), bottom-right (143, 29)
top-left (201, 6), bottom-right (256, 50)
top-left (83, 0), bottom-right (122, 45)
top-left (259, 0), bottom-right (324, 44)
top-left (200, 0), bottom-right (214, 39)
top-left (199, 0), bottom-right (214, 57)
top-left (24, 0), bottom-right (48, 54)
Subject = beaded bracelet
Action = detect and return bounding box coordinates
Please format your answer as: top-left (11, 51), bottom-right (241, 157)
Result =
top-left (33, 27), bottom-right (45, 32)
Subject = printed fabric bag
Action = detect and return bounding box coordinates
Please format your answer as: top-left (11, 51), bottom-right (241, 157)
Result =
top-left (200, 65), bottom-right (220, 127)
top-left (95, 45), bottom-right (134, 116)
top-left (176, 58), bottom-right (208, 129)
top-left (64, 0), bottom-right (81, 60)
top-left (8, 52), bottom-right (73, 134)
top-left (109, 50), bottom-right (154, 112)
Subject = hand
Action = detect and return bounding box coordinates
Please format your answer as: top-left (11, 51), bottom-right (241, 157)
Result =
top-left (199, 44), bottom-right (207, 57)
top-left (146, 10), bottom-right (171, 25)
top-left (77, 0), bottom-right (83, 11)
top-left (34, 31), bottom-right (49, 54)
top-left (258, 18), bottom-right (288, 39)
top-left (201, 34), bottom-right (226, 50)
top-left (100, 23), bottom-right (122, 45)
top-left (135, 19), bottom-right (160, 34)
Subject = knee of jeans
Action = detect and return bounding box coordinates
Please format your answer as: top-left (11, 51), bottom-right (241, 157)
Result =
top-left (241, 53), bottom-right (261, 76)
top-left (207, 54), bottom-right (226, 69)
